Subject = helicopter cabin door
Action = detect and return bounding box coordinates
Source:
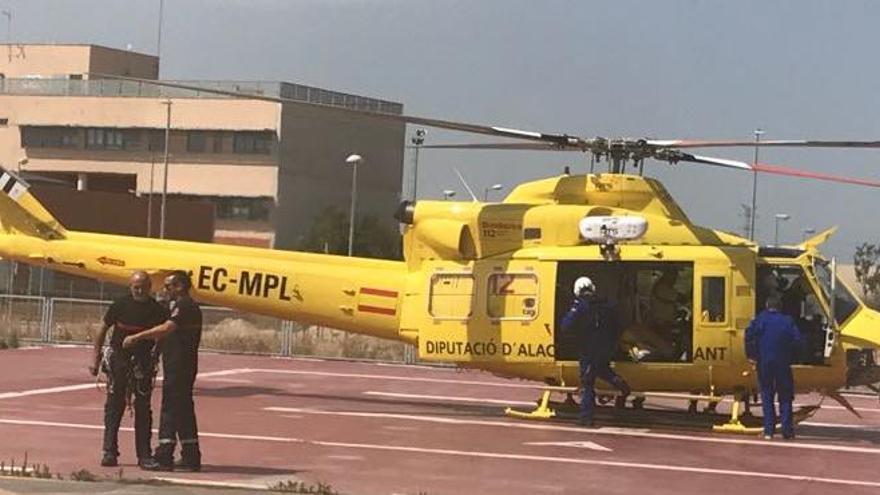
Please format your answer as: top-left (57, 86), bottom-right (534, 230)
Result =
top-left (692, 264), bottom-right (735, 368)
top-left (416, 260), bottom-right (554, 364)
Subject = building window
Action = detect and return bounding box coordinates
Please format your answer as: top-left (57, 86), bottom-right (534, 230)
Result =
top-left (21, 126), bottom-right (78, 148)
top-left (0, 118), bottom-right (7, 127)
top-left (86, 128), bottom-right (124, 150)
top-left (215, 197), bottom-right (272, 221)
top-left (187, 131), bottom-right (208, 153)
top-left (233, 131), bottom-right (273, 154)
top-left (148, 130), bottom-right (166, 152)
top-left (212, 132), bottom-right (225, 153)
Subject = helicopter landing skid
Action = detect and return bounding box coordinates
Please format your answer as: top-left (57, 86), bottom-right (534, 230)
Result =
top-left (504, 386), bottom-right (637, 420)
top-left (505, 387), bottom-right (821, 433)
top-left (713, 400), bottom-right (821, 435)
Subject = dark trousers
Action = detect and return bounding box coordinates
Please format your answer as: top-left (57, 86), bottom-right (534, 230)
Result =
top-left (155, 368), bottom-right (200, 464)
top-left (102, 350), bottom-right (154, 459)
top-left (579, 355), bottom-right (630, 423)
top-left (758, 363), bottom-right (795, 437)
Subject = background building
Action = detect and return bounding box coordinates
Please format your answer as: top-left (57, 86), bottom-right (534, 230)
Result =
top-left (0, 43), bottom-right (405, 250)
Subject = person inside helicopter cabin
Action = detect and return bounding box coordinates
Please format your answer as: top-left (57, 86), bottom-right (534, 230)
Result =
top-left (561, 276), bottom-right (631, 427)
top-left (645, 268), bottom-right (690, 360)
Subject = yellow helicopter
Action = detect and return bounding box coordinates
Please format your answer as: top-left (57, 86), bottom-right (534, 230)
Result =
top-left (3, 75), bottom-right (880, 432)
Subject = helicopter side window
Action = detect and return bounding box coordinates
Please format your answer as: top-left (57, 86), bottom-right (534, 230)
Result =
top-left (701, 277), bottom-right (726, 323)
top-left (487, 273), bottom-right (539, 320)
top-left (429, 273), bottom-right (474, 320)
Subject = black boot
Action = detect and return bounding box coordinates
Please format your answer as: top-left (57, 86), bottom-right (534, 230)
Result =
top-left (100, 453), bottom-right (118, 467)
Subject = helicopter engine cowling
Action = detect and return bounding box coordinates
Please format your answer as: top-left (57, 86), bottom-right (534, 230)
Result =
top-left (413, 218), bottom-right (477, 260)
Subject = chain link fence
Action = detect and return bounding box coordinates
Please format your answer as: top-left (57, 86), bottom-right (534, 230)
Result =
top-left (0, 294), bottom-right (415, 362)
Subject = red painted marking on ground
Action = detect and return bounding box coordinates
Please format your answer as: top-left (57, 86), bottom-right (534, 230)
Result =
top-left (1, 347), bottom-right (879, 495)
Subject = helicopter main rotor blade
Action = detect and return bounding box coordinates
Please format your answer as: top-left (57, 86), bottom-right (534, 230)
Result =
top-left (647, 139), bottom-right (880, 149)
top-left (670, 153), bottom-right (880, 188)
top-left (89, 73), bottom-right (583, 146)
top-left (413, 142), bottom-right (572, 151)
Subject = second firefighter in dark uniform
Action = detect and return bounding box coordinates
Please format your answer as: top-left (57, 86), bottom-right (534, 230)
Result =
top-left (90, 270), bottom-right (167, 468)
top-left (124, 270), bottom-right (203, 471)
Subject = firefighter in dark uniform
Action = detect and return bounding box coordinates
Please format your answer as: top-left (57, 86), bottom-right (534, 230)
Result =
top-left (123, 270), bottom-right (203, 471)
top-left (745, 294), bottom-right (804, 440)
top-left (561, 276), bottom-right (631, 427)
top-left (89, 270), bottom-right (166, 468)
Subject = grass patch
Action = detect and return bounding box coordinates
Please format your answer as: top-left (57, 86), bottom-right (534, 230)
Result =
top-left (0, 452), bottom-right (53, 479)
top-left (292, 327), bottom-right (407, 361)
top-left (0, 329), bottom-right (20, 349)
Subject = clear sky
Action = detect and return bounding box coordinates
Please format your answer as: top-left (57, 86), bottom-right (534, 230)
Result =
top-left (3, 0), bottom-right (878, 258)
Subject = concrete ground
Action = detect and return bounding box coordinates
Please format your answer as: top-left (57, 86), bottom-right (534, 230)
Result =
top-left (0, 346), bottom-right (879, 494)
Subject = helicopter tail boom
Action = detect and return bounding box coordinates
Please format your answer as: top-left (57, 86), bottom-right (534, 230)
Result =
top-left (0, 176), bottom-right (407, 343)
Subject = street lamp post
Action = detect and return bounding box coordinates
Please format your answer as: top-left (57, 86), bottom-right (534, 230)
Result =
top-left (802, 227), bottom-right (816, 242)
top-left (411, 129), bottom-right (426, 200)
top-left (774, 213), bottom-right (791, 246)
top-left (442, 190), bottom-right (456, 201)
top-left (159, 99), bottom-right (172, 239)
top-left (483, 183), bottom-right (503, 202)
top-left (346, 154), bottom-right (364, 257)
top-left (2, 10), bottom-right (11, 43)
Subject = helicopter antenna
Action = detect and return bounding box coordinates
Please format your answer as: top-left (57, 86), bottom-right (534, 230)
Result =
top-left (453, 168), bottom-right (479, 202)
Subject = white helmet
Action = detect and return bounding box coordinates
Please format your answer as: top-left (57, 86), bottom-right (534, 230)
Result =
top-left (573, 276), bottom-right (596, 297)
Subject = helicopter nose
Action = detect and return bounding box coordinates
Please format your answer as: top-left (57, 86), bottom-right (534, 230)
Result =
top-left (840, 307), bottom-right (880, 386)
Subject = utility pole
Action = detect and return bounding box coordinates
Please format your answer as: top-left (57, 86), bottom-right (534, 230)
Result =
top-left (147, 153), bottom-right (155, 237)
top-left (749, 128), bottom-right (763, 241)
top-left (159, 100), bottom-right (171, 239)
top-left (156, 0), bottom-right (165, 74)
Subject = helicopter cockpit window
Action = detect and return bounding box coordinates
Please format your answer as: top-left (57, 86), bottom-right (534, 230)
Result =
top-left (757, 265), bottom-right (829, 364)
top-left (487, 273), bottom-right (538, 320)
top-left (813, 260), bottom-right (860, 325)
top-left (701, 277), bottom-right (726, 323)
top-left (429, 273), bottom-right (474, 320)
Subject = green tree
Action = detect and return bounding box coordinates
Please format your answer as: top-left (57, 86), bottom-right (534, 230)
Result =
top-left (303, 206), bottom-right (401, 260)
top-left (854, 243), bottom-right (880, 303)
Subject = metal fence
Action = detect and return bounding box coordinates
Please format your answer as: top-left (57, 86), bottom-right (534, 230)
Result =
top-left (0, 294), bottom-right (415, 362)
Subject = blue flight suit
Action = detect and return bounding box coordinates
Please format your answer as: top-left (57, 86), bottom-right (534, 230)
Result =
top-left (561, 296), bottom-right (630, 424)
top-left (745, 309), bottom-right (804, 438)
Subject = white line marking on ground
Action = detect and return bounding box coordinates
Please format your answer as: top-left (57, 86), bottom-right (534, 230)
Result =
top-left (364, 391), bottom-right (534, 406)
top-left (0, 383), bottom-right (98, 400)
top-left (264, 407), bottom-right (880, 456)
top-left (525, 440), bottom-right (612, 452)
top-left (802, 421), bottom-right (880, 430)
top-left (152, 477), bottom-right (272, 491)
top-left (3, 416), bottom-right (880, 488)
top-left (245, 368), bottom-right (539, 389)
top-left (0, 368), bottom-right (251, 400)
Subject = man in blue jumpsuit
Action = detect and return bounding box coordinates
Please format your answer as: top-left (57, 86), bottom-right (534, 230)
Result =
top-left (745, 294), bottom-right (804, 439)
top-left (561, 276), bottom-right (631, 427)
